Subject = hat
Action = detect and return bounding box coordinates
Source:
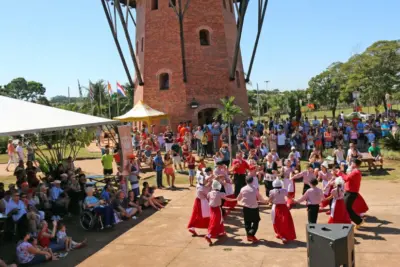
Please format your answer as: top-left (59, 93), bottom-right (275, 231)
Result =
top-left (272, 179), bottom-right (282, 188)
top-left (212, 180), bottom-right (222, 190)
top-left (335, 177), bottom-right (344, 187)
top-left (60, 173), bottom-right (68, 179)
top-left (291, 146), bottom-right (296, 150)
top-left (53, 180), bottom-right (62, 184)
top-left (127, 154), bottom-right (136, 159)
top-left (321, 161), bottom-right (329, 169)
top-left (204, 167), bottom-right (213, 173)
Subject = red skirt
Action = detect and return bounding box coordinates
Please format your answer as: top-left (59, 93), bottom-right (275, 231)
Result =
top-left (272, 204), bottom-right (296, 241)
top-left (353, 193), bottom-right (369, 215)
top-left (208, 206), bottom-right (225, 238)
top-left (187, 198), bottom-right (210, 229)
top-left (320, 193), bottom-right (331, 208)
top-left (328, 199), bottom-right (351, 224)
top-left (286, 192), bottom-right (296, 210)
top-left (223, 194), bottom-right (237, 209)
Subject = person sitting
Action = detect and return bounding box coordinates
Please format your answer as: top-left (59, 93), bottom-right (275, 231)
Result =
top-left (368, 141), bottom-right (383, 171)
top-left (38, 220), bottom-right (65, 252)
top-left (14, 160), bottom-right (27, 189)
top-left (139, 182), bottom-right (164, 211)
top-left (0, 258), bottom-right (16, 267)
top-left (83, 187), bottom-right (115, 228)
top-left (50, 180), bottom-right (70, 218)
top-left (100, 184), bottom-right (114, 204)
top-left (5, 191), bottom-right (29, 239)
top-left (127, 190), bottom-right (142, 215)
top-left (16, 232), bottom-right (53, 265)
top-left (143, 145), bottom-right (153, 167)
top-left (26, 161), bottom-right (40, 189)
top-left (56, 223), bottom-right (86, 251)
top-left (112, 190), bottom-right (138, 220)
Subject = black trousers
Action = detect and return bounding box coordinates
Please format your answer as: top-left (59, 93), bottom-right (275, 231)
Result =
top-left (234, 174), bottom-right (246, 197)
top-left (307, 204), bottom-right (319, 224)
top-left (243, 207), bottom-right (260, 236)
top-left (302, 184), bottom-right (311, 195)
top-left (264, 180), bottom-right (273, 197)
top-left (344, 191), bottom-right (362, 225)
top-left (220, 185), bottom-right (226, 216)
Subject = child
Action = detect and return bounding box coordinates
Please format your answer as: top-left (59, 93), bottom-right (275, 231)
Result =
top-left (205, 180), bottom-right (236, 246)
top-left (282, 159), bottom-right (295, 209)
top-left (319, 162), bottom-right (334, 212)
top-left (323, 177), bottom-right (351, 224)
top-left (294, 178), bottom-right (323, 224)
top-left (188, 175), bottom-right (211, 236)
top-left (56, 223), bottom-right (86, 251)
top-left (140, 182), bottom-right (164, 211)
top-left (186, 151), bottom-right (196, 187)
top-left (247, 162), bottom-right (259, 190)
top-left (269, 179), bottom-right (296, 244)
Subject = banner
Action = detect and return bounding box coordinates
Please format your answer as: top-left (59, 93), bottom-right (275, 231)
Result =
top-left (118, 125), bottom-right (133, 176)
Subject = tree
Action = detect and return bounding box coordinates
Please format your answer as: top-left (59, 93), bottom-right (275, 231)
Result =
top-left (213, 97), bottom-right (243, 161)
top-left (35, 96), bottom-right (51, 106)
top-left (4, 78), bottom-right (46, 101)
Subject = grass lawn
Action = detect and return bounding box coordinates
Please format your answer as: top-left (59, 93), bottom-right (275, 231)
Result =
top-left (0, 147), bottom-right (102, 164)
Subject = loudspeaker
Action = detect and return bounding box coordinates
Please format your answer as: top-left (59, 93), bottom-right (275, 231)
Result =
top-left (306, 224), bottom-right (355, 267)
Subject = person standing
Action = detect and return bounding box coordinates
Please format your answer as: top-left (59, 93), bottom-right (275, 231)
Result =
top-left (153, 150), bottom-right (165, 189)
top-left (294, 178), bottom-right (323, 223)
top-left (237, 177), bottom-right (266, 242)
top-left (16, 141), bottom-right (25, 163)
top-left (230, 152), bottom-right (250, 197)
top-left (186, 151), bottom-right (196, 187)
top-left (269, 179), bottom-right (296, 244)
top-left (336, 159), bottom-right (364, 229)
top-left (6, 139), bottom-right (16, 172)
top-left (291, 164), bottom-right (317, 195)
top-left (163, 126), bottom-right (174, 152)
top-left (194, 126), bottom-right (204, 155)
top-left (101, 148), bottom-right (114, 175)
top-left (187, 175), bottom-right (210, 236)
top-left (323, 177), bottom-right (351, 224)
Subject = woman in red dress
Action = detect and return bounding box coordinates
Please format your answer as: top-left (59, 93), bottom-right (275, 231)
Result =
top-left (324, 177), bottom-right (351, 224)
top-left (269, 179), bottom-right (296, 244)
top-left (188, 176), bottom-right (211, 236)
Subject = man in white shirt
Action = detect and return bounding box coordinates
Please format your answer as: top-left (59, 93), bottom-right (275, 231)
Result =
top-left (277, 129), bottom-right (286, 157)
top-left (194, 126), bottom-right (204, 155)
top-left (16, 141), bottom-right (25, 162)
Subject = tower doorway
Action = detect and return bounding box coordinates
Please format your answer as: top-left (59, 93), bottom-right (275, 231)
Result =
top-left (197, 108), bottom-right (221, 126)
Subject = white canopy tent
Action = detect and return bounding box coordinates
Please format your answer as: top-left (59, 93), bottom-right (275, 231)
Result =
top-left (0, 96), bottom-right (119, 136)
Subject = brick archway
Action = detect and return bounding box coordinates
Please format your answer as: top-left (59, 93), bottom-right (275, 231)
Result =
top-left (192, 103), bottom-right (222, 125)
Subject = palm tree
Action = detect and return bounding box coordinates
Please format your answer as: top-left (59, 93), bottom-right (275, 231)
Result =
top-left (213, 96), bottom-right (243, 162)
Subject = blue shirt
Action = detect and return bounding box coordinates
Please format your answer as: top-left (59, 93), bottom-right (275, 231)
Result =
top-left (101, 190), bottom-right (111, 202)
top-left (220, 149), bottom-right (230, 161)
top-left (6, 200), bottom-right (27, 222)
top-left (50, 186), bottom-right (64, 201)
top-left (84, 196), bottom-right (100, 208)
top-left (382, 124), bottom-right (390, 137)
top-left (153, 155), bottom-right (164, 172)
top-left (367, 133), bottom-right (376, 143)
top-left (356, 122), bottom-right (364, 134)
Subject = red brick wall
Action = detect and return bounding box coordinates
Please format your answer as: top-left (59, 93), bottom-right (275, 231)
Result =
top-left (134, 0), bottom-right (249, 129)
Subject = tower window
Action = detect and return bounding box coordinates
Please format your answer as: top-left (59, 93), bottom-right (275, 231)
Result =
top-left (223, 0), bottom-right (226, 9)
top-left (228, 0), bottom-right (233, 12)
top-left (169, 0), bottom-right (176, 7)
top-left (199, 30), bottom-right (210, 46)
top-left (235, 71), bottom-right (240, 88)
top-left (151, 0), bottom-right (158, 10)
top-left (141, 37), bottom-right (144, 52)
top-left (159, 73), bottom-right (170, 90)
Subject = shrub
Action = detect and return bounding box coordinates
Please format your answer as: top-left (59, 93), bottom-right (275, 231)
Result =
top-left (0, 136), bottom-right (9, 154)
top-left (381, 131), bottom-right (400, 151)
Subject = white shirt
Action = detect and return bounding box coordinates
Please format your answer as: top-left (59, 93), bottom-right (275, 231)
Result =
top-left (277, 133), bottom-right (286, 146)
top-left (16, 145), bottom-right (24, 160)
top-left (194, 130), bottom-right (204, 140)
top-left (312, 120), bottom-right (320, 127)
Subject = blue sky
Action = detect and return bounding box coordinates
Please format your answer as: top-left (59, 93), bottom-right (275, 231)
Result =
top-left (0, 0), bottom-right (399, 97)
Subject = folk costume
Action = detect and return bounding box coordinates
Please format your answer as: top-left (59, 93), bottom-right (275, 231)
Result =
top-left (327, 178), bottom-right (351, 224)
top-left (188, 175), bottom-right (210, 235)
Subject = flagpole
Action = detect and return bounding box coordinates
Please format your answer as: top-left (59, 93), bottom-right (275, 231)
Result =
top-left (116, 82), bottom-right (120, 116)
top-left (99, 84), bottom-right (102, 117)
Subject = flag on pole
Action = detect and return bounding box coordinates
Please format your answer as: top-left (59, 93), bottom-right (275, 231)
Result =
top-left (89, 82), bottom-right (94, 101)
top-left (116, 82), bottom-right (126, 97)
top-left (107, 81), bottom-right (113, 95)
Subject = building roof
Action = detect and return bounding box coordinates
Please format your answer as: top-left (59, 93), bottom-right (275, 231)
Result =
top-left (114, 100), bottom-right (168, 122)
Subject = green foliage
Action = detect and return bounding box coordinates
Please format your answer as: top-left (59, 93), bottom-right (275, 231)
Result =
top-left (381, 131), bottom-right (400, 151)
top-left (213, 96), bottom-right (243, 123)
top-left (0, 136), bottom-right (9, 154)
top-left (2, 78), bottom-right (46, 101)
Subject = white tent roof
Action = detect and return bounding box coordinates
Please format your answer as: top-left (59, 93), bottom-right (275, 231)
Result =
top-left (114, 100), bottom-right (168, 122)
top-left (0, 96), bottom-right (119, 136)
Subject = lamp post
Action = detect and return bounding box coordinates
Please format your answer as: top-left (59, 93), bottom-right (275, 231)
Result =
top-left (352, 90), bottom-right (361, 112)
top-left (385, 93), bottom-right (390, 118)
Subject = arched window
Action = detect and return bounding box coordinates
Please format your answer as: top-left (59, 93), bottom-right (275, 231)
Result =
top-left (222, 0), bottom-right (226, 9)
top-left (159, 73), bottom-right (170, 90)
top-left (169, 0), bottom-right (176, 7)
top-left (235, 70), bottom-right (240, 88)
top-left (141, 37), bottom-right (144, 52)
top-left (199, 30), bottom-right (210, 46)
top-left (151, 0), bottom-right (158, 10)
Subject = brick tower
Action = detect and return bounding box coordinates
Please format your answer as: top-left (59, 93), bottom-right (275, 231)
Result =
top-left (133, 0), bottom-right (250, 128)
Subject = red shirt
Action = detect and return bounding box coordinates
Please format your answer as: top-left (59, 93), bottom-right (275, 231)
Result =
top-left (113, 153), bottom-right (121, 164)
top-left (38, 230), bottom-right (50, 247)
top-left (232, 159), bottom-right (249, 175)
top-left (339, 169), bottom-right (361, 193)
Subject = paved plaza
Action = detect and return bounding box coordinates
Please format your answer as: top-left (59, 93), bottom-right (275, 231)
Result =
top-left (79, 180), bottom-right (400, 267)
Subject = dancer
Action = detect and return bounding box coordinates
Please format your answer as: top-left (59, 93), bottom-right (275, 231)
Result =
top-left (269, 179), bottom-right (296, 244)
top-left (205, 180), bottom-right (236, 246)
top-left (231, 152), bottom-right (250, 197)
top-left (188, 175), bottom-right (211, 236)
top-left (323, 177), bottom-right (351, 224)
top-left (319, 161), bottom-right (334, 211)
top-left (291, 164), bottom-right (316, 195)
top-left (336, 159), bottom-right (365, 229)
top-left (353, 193), bottom-right (369, 218)
top-left (282, 159), bottom-right (295, 209)
top-left (237, 177), bottom-right (266, 242)
top-left (294, 178), bottom-right (323, 223)
top-left (263, 153), bottom-right (278, 198)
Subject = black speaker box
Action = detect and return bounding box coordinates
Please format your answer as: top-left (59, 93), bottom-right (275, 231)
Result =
top-left (306, 224), bottom-right (355, 267)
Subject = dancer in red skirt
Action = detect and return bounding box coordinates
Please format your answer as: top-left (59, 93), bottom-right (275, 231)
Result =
top-left (282, 159), bottom-right (295, 209)
top-left (319, 161), bottom-right (334, 211)
top-left (323, 177), bottom-right (351, 224)
top-left (188, 175), bottom-right (211, 236)
top-left (353, 193), bottom-right (369, 218)
top-left (269, 179), bottom-right (296, 244)
top-left (214, 162), bottom-right (236, 210)
top-left (205, 180), bottom-right (236, 246)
